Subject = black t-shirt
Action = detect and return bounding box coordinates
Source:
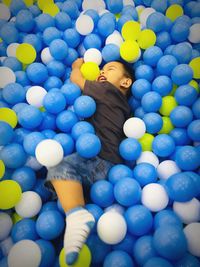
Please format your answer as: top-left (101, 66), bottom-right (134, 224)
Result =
top-left (83, 80), bottom-right (131, 164)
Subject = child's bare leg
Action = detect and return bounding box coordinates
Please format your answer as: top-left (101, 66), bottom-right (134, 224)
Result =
top-left (51, 179), bottom-right (95, 265)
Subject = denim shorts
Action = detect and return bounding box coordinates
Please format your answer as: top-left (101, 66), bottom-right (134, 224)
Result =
top-left (45, 152), bottom-right (114, 196)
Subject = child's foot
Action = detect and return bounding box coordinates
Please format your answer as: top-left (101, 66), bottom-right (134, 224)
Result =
top-left (64, 207), bottom-right (95, 265)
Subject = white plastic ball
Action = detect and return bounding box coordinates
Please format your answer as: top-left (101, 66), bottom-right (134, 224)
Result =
top-left (184, 223), bottom-right (200, 257)
top-left (123, 117), bottom-right (146, 139)
top-left (140, 7), bottom-right (156, 27)
top-left (15, 191), bottom-right (42, 218)
top-left (105, 31), bottom-right (124, 47)
top-left (99, 9), bottom-right (110, 16)
top-left (141, 183), bottom-right (169, 212)
top-left (188, 23), bottom-right (200, 44)
top-left (6, 43), bottom-right (19, 57)
top-left (25, 156), bottom-right (43, 171)
top-left (26, 86), bottom-right (47, 108)
top-left (0, 236), bottom-right (13, 257)
top-left (75, 15), bottom-right (94, 35)
top-left (173, 198), bottom-right (200, 225)
top-left (41, 47), bottom-right (54, 65)
top-left (35, 139), bottom-right (64, 168)
top-left (0, 213), bottom-right (13, 241)
top-left (0, 3), bottom-right (11, 20)
top-left (104, 204), bottom-right (125, 215)
top-left (0, 67), bottom-right (16, 88)
top-left (123, 0), bottom-right (135, 6)
top-left (97, 211), bottom-right (127, 244)
top-left (84, 48), bottom-right (102, 65)
top-left (157, 160), bottom-right (181, 180)
top-left (136, 151), bottom-right (159, 168)
top-left (8, 240), bottom-right (41, 267)
top-left (82, 0), bottom-right (106, 11)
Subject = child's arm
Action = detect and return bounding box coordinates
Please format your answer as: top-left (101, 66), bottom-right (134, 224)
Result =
top-left (70, 58), bottom-right (86, 91)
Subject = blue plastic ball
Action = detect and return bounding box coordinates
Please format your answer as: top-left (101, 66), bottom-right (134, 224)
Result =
top-left (36, 239), bottom-right (56, 267)
top-left (106, 0), bottom-right (123, 13)
top-left (143, 46), bottom-right (163, 67)
top-left (23, 33), bottom-right (42, 52)
top-left (44, 77), bottom-right (63, 91)
top-left (155, 31), bottom-right (172, 50)
top-left (146, 12), bottom-right (166, 33)
top-left (121, 6), bottom-right (138, 21)
top-left (175, 84), bottom-right (198, 106)
top-left (40, 201), bottom-right (58, 213)
top-left (38, 112), bottom-right (56, 131)
top-left (18, 105), bottom-right (43, 129)
top-left (41, 129), bottom-right (56, 139)
top-left (117, 14), bottom-right (133, 32)
top-left (43, 91), bottom-right (66, 114)
top-left (144, 257), bottom-right (173, 267)
top-left (35, 14), bottom-right (55, 32)
top-left (133, 235), bottom-right (157, 266)
top-left (114, 177), bottom-right (141, 206)
top-left (170, 21), bottom-right (190, 43)
top-left (141, 91), bottom-right (162, 113)
top-left (143, 112), bottom-right (163, 134)
top-left (63, 28), bottom-right (80, 48)
top-left (36, 210), bottom-right (65, 240)
top-left (97, 13), bottom-right (116, 38)
top-left (113, 234), bottom-right (136, 255)
top-left (152, 134), bottom-right (175, 157)
top-left (170, 106), bottom-right (193, 128)
top-left (11, 166), bottom-right (36, 192)
top-left (108, 164), bottom-right (133, 185)
top-left (13, 127), bottom-right (30, 145)
top-left (85, 204), bottom-right (103, 224)
top-left (175, 145), bottom-right (200, 170)
top-left (0, 23), bottom-right (19, 44)
top-left (166, 172), bottom-right (196, 201)
top-left (0, 143), bottom-right (27, 169)
top-left (134, 106), bottom-right (146, 119)
top-left (71, 121), bottom-right (95, 140)
top-left (15, 70), bottom-right (30, 86)
top-left (49, 39), bottom-right (68, 61)
top-left (102, 44), bottom-right (120, 62)
top-left (2, 83), bottom-right (25, 105)
top-left (154, 209), bottom-right (182, 229)
top-left (0, 121), bottom-right (14, 146)
top-left (33, 179), bottom-right (52, 203)
top-left (171, 64), bottom-right (193, 86)
top-left (125, 205), bottom-right (153, 236)
top-left (42, 27), bottom-right (62, 46)
top-left (169, 128), bottom-right (191, 146)
top-left (171, 42), bottom-right (192, 64)
top-left (56, 110), bottom-right (78, 132)
top-left (23, 131), bottom-right (46, 156)
top-left (135, 65), bottom-right (154, 82)
top-left (11, 219), bottom-right (38, 242)
top-left (131, 79), bottom-right (151, 100)
top-left (103, 250), bottom-right (134, 267)
top-left (47, 60), bottom-right (65, 78)
top-left (187, 120), bottom-right (200, 142)
top-left (55, 12), bottom-right (72, 31)
top-left (157, 55), bottom-right (178, 76)
top-left (15, 9), bottom-right (34, 33)
top-left (26, 62), bottom-right (48, 84)
top-left (119, 138), bottom-right (142, 161)
top-left (192, 97), bottom-right (200, 119)
top-left (84, 9), bottom-right (100, 26)
top-left (76, 133), bottom-right (101, 159)
top-left (74, 95), bottom-right (96, 118)
top-left (83, 33), bottom-right (102, 50)
top-left (63, 48), bottom-right (79, 66)
top-left (153, 225), bottom-right (187, 261)
top-left (28, 4), bottom-right (41, 17)
top-left (61, 0), bottom-right (79, 19)
top-left (152, 76), bottom-right (173, 96)
top-left (2, 56), bottom-right (22, 72)
top-left (133, 163), bottom-right (157, 186)
top-left (90, 180), bottom-right (114, 208)
top-left (54, 133), bottom-right (74, 156)
top-left (175, 253), bottom-right (200, 267)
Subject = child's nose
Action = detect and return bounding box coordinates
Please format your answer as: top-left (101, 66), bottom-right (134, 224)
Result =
top-left (100, 70), bottom-right (105, 75)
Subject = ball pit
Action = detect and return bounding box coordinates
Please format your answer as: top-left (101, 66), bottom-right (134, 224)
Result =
top-left (0, 0), bottom-right (200, 266)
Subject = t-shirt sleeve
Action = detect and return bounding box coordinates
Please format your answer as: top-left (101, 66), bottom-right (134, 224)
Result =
top-left (83, 80), bottom-right (102, 100)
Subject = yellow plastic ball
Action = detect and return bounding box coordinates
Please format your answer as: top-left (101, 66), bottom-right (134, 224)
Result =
top-left (2, 0), bottom-right (11, 6)
top-left (16, 43), bottom-right (36, 65)
top-left (166, 4), bottom-right (184, 22)
top-left (23, 0), bottom-right (34, 7)
top-left (139, 133), bottom-right (154, 151)
top-left (80, 62), bottom-right (100, 81)
top-left (189, 79), bottom-right (200, 93)
top-left (0, 180), bottom-right (22, 210)
top-left (59, 245), bottom-right (91, 267)
top-left (189, 57), bottom-right (200, 79)
top-left (137, 29), bottom-right (156, 50)
top-left (0, 107), bottom-right (18, 128)
top-left (169, 84), bottom-right (178, 96)
top-left (120, 40), bottom-right (140, 63)
top-left (159, 96), bottom-right (177, 116)
top-left (12, 212), bottom-right (23, 224)
top-left (158, 117), bottom-right (174, 134)
top-left (37, 0), bottom-right (53, 10)
top-left (121, 21), bottom-right (141, 41)
top-left (43, 3), bottom-right (60, 17)
top-left (0, 160), bottom-right (5, 179)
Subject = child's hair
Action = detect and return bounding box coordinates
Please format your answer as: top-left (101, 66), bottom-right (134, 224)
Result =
top-left (119, 60), bottom-right (135, 98)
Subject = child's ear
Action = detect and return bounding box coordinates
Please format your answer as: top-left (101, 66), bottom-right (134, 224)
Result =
top-left (120, 77), bottom-right (132, 88)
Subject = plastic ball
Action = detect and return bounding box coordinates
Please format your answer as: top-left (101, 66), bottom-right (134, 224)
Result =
top-left (175, 253), bottom-right (200, 267)
top-left (166, 4), bottom-right (183, 22)
top-left (188, 23), bottom-right (200, 44)
top-left (105, 31), bottom-right (123, 47)
top-left (189, 57), bottom-right (200, 79)
top-left (0, 23), bottom-right (19, 45)
top-left (80, 62), bottom-right (100, 81)
top-left (173, 198), bottom-right (200, 224)
top-left (158, 116), bottom-right (174, 134)
top-left (141, 91), bottom-right (162, 113)
top-left (43, 91), bottom-right (66, 114)
top-left (131, 79), bottom-right (151, 99)
top-left (23, 131), bottom-right (46, 156)
top-left (157, 55), bottom-right (178, 76)
top-left (108, 164), bottom-right (133, 185)
top-left (16, 43), bottom-right (36, 65)
top-left (53, 133), bottom-right (74, 156)
top-left (154, 209), bottom-right (182, 229)
top-left (2, 82), bottom-right (25, 105)
top-left (97, 212), bottom-right (127, 245)
top-left (125, 204), bottom-right (153, 236)
top-left (133, 162), bottom-right (157, 186)
top-left (143, 46), bottom-right (163, 67)
top-left (71, 121), bottom-right (95, 140)
top-left (35, 139), bottom-right (64, 167)
top-left (175, 145), bottom-right (200, 171)
top-left (6, 43), bottom-right (19, 57)
top-left (84, 48), bottom-right (102, 65)
top-left (120, 40), bottom-right (140, 63)
top-left (0, 3), bottom-right (11, 20)
top-left (103, 250), bottom-right (134, 267)
top-left (11, 166), bottom-right (36, 192)
top-left (123, 117), bottom-right (146, 139)
top-left (137, 151), bottom-right (159, 168)
top-left (159, 96), bottom-right (177, 117)
top-left (175, 84), bottom-right (198, 107)
top-left (155, 31), bottom-right (172, 50)
top-left (152, 76), bottom-right (173, 97)
top-left (171, 21), bottom-right (190, 43)
top-left (11, 218), bottom-right (38, 242)
top-left (166, 172), bottom-right (196, 202)
top-left (170, 128), bottom-right (191, 146)
top-left (18, 105), bottom-right (43, 130)
top-left (59, 245), bottom-right (91, 267)
top-left (157, 160), bottom-right (181, 180)
top-left (121, 20), bottom-right (141, 41)
top-left (97, 13), bottom-right (116, 38)
top-left (85, 204), bottom-right (103, 225)
top-left (74, 95), bottom-right (96, 118)
top-left (47, 60), bottom-right (65, 78)
top-left (26, 62), bottom-right (48, 84)
top-left (170, 106), bottom-right (193, 128)
top-left (76, 133), bottom-right (101, 159)
top-left (187, 120), bottom-right (200, 142)
top-left (90, 180), bottom-right (114, 208)
top-left (83, 33), bottom-right (102, 50)
top-left (26, 85), bottom-right (47, 108)
top-left (35, 239), bottom-right (56, 267)
top-left (171, 43), bottom-right (192, 64)
top-left (0, 160), bottom-right (5, 179)
top-left (143, 112), bottom-right (163, 134)
top-left (146, 12), bottom-right (166, 33)
top-left (49, 39), bottom-right (68, 61)
top-left (43, 3), bottom-right (60, 17)
top-left (135, 64), bottom-right (154, 82)
top-left (119, 137), bottom-right (142, 161)
top-left (2, 56), bottom-right (22, 72)
top-left (171, 64), bottom-right (193, 86)
top-left (0, 121), bottom-right (14, 146)
top-left (76, 14), bottom-right (94, 35)
top-left (152, 134), bottom-right (175, 157)
top-left (184, 223), bottom-right (200, 257)
top-left (0, 213), bottom-right (13, 241)
top-left (114, 177), bottom-right (141, 206)
top-left (8, 240), bottom-right (41, 267)
top-left (144, 257), bottom-right (173, 267)
top-left (101, 44), bottom-right (120, 62)
top-left (0, 180), bottom-right (22, 210)
top-left (139, 133), bottom-right (154, 151)
top-left (56, 110), bottom-right (78, 132)
top-left (41, 47), bottom-right (54, 65)
top-left (137, 29), bottom-right (157, 50)
top-left (0, 143), bottom-right (27, 169)
top-left (0, 66), bottom-right (16, 88)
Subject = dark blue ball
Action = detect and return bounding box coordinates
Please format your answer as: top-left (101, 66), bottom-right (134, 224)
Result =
top-left (56, 110), bottom-right (78, 132)
top-left (169, 128), bottom-right (191, 146)
top-left (103, 250), bottom-right (134, 267)
top-left (131, 79), bottom-right (151, 99)
top-left (74, 95), bottom-right (96, 118)
top-left (144, 257), bottom-right (173, 267)
top-left (11, 166), bottom-right (36, 192)
top-left (43, 91), bottom-right (66, 114)
top-left (143, 46), bottom-right (163, 67)
top-left (192, 98), bottom-right (200, 119)
top-left (108, 164), bottom-right (133, 185)
top-left (63, 28), bottom-right (80, 48)
top-left (157, 55), bottom-right (178, 76)
top-left (47, 60), bottom-right (65, 78)
top-left (175, 84), bottom-right (198, 106)
top-left (35, 14), bottom-right (55, 32)
top-left (36, 239), bottom-right (56, 267)
top-left (11, 219), bottom-right (38, 242)
top-left (175, 145), bottom-right (200, 170)
top-left (143, 112), bottom-right (163, 134)
top-left (18, 105), bottom-right (43, 129)
top-left (61, 83), bottom-right (81, 105)
top-left (171, 64), bottom-right (193, 86)
top-left (76, 133), bottom-right (101, 159)
top-left (153, 209), bottom-right (182, 230)
top-left (55, 12), bottom-right (72, 31)
top-left (152, 134), bottom-right (175, 157)
top-left (187, 120), bottom-right (200, 142)
top-left (54, 133), bottom-right (74, 156)
top-left (71, 121), bottom-right (95, 140)
top-left (152, 75), bottom-right (173, 96)
top-left (119, 138), bottom-right (142, 161)
top-left (141, 91), bottom-right (162, 113)
top-left (170, 106), bottom-right (193, 128)
top-left (23, 131), bottom-right (45, 156)
top-left (133, 163), bottom-right (157, 186)
top-left (0, 121), bottom-right (14, 146)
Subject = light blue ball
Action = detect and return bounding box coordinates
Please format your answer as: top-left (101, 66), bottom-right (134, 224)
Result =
top-left (152, 75), bottom-right (173, 96)
top-left (152, 134), bottom-right (175, 157)
top-left (2, 83), bottom-right (25, 105)
top-left (157, 55), bottom-right (178, 76)
top-left (56, 110), bottom-right (78, 132)
top-left (49, 39), bottom-right (68, 61)
top-left (102, 44), bottom-right (120, 62)
top-left (83, 33), bottom-right (102, 50)
top-left (23, 33), bottom-right (43, 52)
top-left (151, 0), bottom-right (168, 13)
top-left (97, 13), bottom-right (116, 38)
top-left (133, 163), bottom-right (157, 186)
top-left (38, 112), bottom-right (56, 131)
top-left (155, 31), bottom-right (172, 50)
top-left (108, 164), bottom-right (133, 185)
top-left (2, 57), bottom-right (22, 72)
top-left (26, 62), bottom-right (48, 84)
top-left (131, 79), bottom-right (151, 99)
top-left (63, 28), bottom-right (81, 48)
top-left (11, 166), bottom-right (36, 192)
top-left (153, 209), bottom-right (182, 229)
top-left (141, 91), bottom-right (162, 113)
top-left (13, 127), bottom-right (30, 145)
top-left (23, 131), bottom-right (46, 156)
top-left (63, 48), bottom-right (79, 66)
top-left (36, 239), bottom-right (56, 267)
top-left (15, 9), bottom-right (35, 33)
top-left (41, 129), bottom-right (56, 139)
top-left (54, 133), bottom-right (74, 156)
top-left (47, 60), bottom-right (65, 78)
top-left (74, 95), bottom-right (96, 118)
top-left (61, 0), bottom-right (79, 19)
top-left (28, 4), bottom-right (41, 17)
top-left (171, 64), bottom-right (193, 86)
top-left (144, 257), bottom-right (173, 267)
top-left (174, 84), bottom-right (198, 106)
top-left (171, 42), bottom-right (192, 64)
top-left (55, 12), bottom-right (72, 31)
top-left (43, 91), bottom-right (66, 114)
top-left (15, 71), bottom-right (30, 86)
top-left (146, 12), bottom-right (166, 32)
top-left (35, 14), bottom-right (55, 32)
top-left (11, 219), bottom-right (38, 242)
top-left (143, 46), bottom-right (163, 67)
top-left (76, 133), bottom-right (101, 159)
top-left (71, 121), bottom-right (95, 140)
top-left (175, 253), bottom-right (200, 267)
top-left (103, 250), bottom-right (134, 267)
top-left (117, 14), bottom-right (133, 32)
top-left (42, 27), bottom-right (61, 46)
top-left (135, 64), bottom-right (154, 82)
top-left (169, 128), bottom-right (191, 146)
top-left (106, 0), bottom-right (123, 14)
top-left (119, 138), bottom-right (142, 161)
top-left (121, 5), bottom-right (138, 21)
top-left (84, 9), bottom-right (100, 26)
top-left (90, 180), bottom-right (114, 208)
top-left (18, 105), bottom-right (43, 129)
top-left (134, 106), bottom-right (146, 119)
top-left (187, 120), bottom-right (200, 142)
top-left (0, 23), bottom-right (19, 44)
top-left (0, 121), bottom-right (14, 146)
top-left (170, 21), bottom-right (190, 43)
top-left (143, 112), bottom-right (163, 134)
top-left (170, 106), bottom-right (193, 128)
top-left (10, 0), bottom-right (27, 16)
top-left (44, 76), bottom-right (63, 91)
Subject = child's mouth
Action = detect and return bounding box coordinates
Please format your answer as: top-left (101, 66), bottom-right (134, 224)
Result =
top-left (97, 75), bottom-right (107, 82)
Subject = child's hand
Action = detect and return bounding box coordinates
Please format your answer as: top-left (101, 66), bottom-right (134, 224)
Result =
top-left (72, 58), bottom-right (84, 69)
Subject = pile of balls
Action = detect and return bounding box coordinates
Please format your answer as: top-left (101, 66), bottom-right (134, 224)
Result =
top-left (0, 0), bottom-right (200, 266)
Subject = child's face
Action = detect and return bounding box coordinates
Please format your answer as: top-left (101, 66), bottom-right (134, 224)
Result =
top-left (96, 61), bottom-right (129, 90)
